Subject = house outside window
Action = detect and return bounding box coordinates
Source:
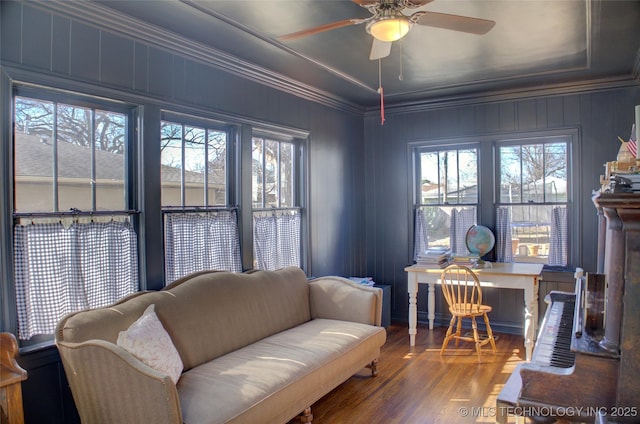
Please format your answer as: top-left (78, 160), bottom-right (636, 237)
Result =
top-left (161, 115), bottom-right (241, 281)
top-left (414, 146), bottom-right (478, 257)
top-left (252, 135), bottom-right (302, 270)
top-left (12, 88), bottom-right (138, 343)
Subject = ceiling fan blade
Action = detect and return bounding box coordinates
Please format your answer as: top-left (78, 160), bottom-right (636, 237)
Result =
top-left (405, 0), bottom-right (435, 6)
top-left (353, 0), bottom-right (433, 6)
top-left (370, 39), bottom-right (392, 60)
top-left (415, 11), bottom-right (495, 35)
top-left (278, 18), bottom-right (365, 41)
top-left (352, 0), bottom-right (379, 5)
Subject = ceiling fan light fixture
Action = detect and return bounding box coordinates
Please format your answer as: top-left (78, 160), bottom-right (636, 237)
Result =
top-left (367, 16), bottom-right (411, 42)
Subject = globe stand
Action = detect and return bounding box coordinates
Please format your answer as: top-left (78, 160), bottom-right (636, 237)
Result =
top-left (472, 258), bottom-right (492, 269)
top-left (472, 258), bottom-right (486, 269)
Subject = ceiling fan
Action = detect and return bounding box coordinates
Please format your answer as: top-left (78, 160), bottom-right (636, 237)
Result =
top-left (278, 0), bottom-right (495, 60)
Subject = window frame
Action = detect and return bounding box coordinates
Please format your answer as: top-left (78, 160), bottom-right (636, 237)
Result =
top-left (160, 111), bottom-right (241, 280)
top-left (13, 87), bottom-right (136, 214)
top-left (412, 142), bottom-right (480, 253)
top-left (409, 129), bottom-right (580, 269)
top-left (414, 143), bottom-right (480, 208)
top-left (251, 134), bottom-right (301, 210)
top-left (8, 83), bottom-right (140, 348)
top-left (251, 132), bottom-right (305, 270)
top-left (495, 137), bottom-right (571, 206)
top-left (494, 136), bottom-right (572, 265)
top-left (160, 111), bottom-right (236, 210)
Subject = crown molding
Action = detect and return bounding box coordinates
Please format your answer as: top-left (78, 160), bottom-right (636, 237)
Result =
top-left (30, 0), bottom-right (364, 115)
top-left (364, 75), bottom-right (640, 117)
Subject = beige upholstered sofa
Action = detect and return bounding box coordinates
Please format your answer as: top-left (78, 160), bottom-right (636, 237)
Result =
top-left (55, 266), bottom-right (387, 424)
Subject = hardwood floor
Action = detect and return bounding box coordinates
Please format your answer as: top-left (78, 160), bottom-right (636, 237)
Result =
top-left (298, 322), bottom-right (527, 424)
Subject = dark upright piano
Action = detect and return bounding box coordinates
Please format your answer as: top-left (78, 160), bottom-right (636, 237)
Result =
top-left (497, 192), bottom-right (640, 423)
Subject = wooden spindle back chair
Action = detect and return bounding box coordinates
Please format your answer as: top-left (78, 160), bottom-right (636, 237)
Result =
top-left (439, 264), bottom-right (496, 362)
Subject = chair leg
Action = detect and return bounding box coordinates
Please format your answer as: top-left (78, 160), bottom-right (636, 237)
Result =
top-left (454, 315), bottom-right (463, 347)
top-left (483, 313), bottom-right (497, 353)
top-left (440, 315), bottom-right (456, 355)
top-left (471, 316), bottom-right (482, 362)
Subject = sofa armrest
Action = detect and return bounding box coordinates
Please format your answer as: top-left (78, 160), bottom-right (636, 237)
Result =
top-left (308, 276), bottom-right (383, 326)
top-left (56, 339), bottom-right (182, 424)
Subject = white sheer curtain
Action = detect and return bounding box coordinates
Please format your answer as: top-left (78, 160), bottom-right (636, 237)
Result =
top-left (413, 208), bottom-right (429, 261)
top-left (495, 207), bottom-right (514, 262)
top-left (548, 206), bottom-right (568, 266)
top-left (253, 210), bottom-right (300, 270)
top-left (450, 208), bottom-right (476, 255)
top-left (414, 206), bottom-right (476, 259)
top-left (164, 210), bottom-right (242, 282)
top-left (13, 219), bottom-right (138, 340)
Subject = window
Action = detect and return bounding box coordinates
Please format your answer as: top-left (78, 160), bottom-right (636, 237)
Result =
top-left (14, 95), bottom-right (129, 212)
top-left (414, 146), bottom-right (478, 257)
top-left (496, 139), bottom-right (569, 265)
top-left (252, 135), bottom-right (302, 270)
top-left (160, 118), bottom-right (228, 207)
top-left (161, 115), bottom-right (241, 281)
top-left (12, 88), bottom-right (138, 342)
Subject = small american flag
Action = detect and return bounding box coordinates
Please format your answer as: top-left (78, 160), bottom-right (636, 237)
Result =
top-left (628, 123), bottom-right (638, 158)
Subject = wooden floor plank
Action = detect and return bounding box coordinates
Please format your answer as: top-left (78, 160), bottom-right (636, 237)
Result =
top-left (290, 322), bottom-right (529, 424)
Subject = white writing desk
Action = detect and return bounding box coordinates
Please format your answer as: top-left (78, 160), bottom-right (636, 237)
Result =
top-left (405, 263), bottom-right (544, 362)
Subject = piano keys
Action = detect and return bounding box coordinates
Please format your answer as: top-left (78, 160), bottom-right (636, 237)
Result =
top-left (531, 291), bottom-right (576, 370)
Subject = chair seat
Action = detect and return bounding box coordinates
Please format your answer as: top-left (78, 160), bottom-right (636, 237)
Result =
top-left (449, 303), bottom-right (492, 316)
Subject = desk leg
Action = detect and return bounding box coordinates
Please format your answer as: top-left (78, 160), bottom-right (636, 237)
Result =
top-left (428, 283), bottom-right (435, 330)
top-left (532, 279), bottom-right (539, 342)
top-left (408, 273), bottom-right (418, 346)
top-left (523, 285), bottom-right (535, 362)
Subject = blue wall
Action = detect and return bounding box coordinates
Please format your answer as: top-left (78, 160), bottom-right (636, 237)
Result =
top-left (2, 1), bottom-right (640, 422)
top-left (363, 88), bottom-right (640, 325)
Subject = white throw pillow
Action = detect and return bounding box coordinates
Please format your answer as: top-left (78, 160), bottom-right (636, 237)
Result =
top-left (117, 304), bottom-right (183, 384)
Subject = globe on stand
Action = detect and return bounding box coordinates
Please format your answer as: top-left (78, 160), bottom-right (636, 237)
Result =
top-left (465, 225), bottom-right (495, 268)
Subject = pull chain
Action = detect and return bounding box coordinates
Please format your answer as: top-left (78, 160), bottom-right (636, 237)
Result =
top-left (378, 58), bottom-right (385, 125)
top-left (399, 38), bottom-right (404, 81)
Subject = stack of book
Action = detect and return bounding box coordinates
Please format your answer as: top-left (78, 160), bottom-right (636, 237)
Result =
top-left (416, 248), bottom-right (451, 268)
top-left (614, 173), bottom-right (640, 192)
top-left (449, 253), bottom-right (480, 267)
top-left (348, 276), bottom-right (375, 287)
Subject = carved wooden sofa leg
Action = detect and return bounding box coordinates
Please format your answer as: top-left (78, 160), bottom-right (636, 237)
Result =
top-left (298, 406), bottom-right (313, 423)
top-left (366, 358), bottom-right (379, 376)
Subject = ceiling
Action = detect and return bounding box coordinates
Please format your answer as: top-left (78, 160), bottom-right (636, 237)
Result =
top-left (93, 0), bottom-right (640, 109)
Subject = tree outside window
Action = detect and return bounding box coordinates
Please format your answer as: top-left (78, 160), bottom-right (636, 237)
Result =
top-left (252, 137), bottom-right (295, 209)
top-left (498, 140), bottom-right (569, 263)
top-left (14, 96), bottom-right (127, 212)
top-left (160, 120), bottom-right (228, 207)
